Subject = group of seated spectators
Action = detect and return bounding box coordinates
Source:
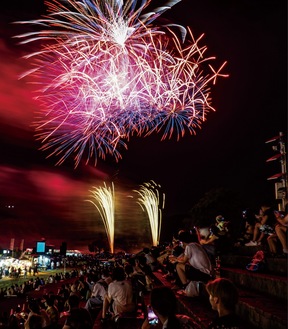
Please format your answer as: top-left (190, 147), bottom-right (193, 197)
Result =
top-left (0, 250), bottom-right (162, 329)
top-left (140, 278), bottom-right (240, 329)
top-left (0, 202), bottom-right (287, 329)
top-left (154, 204), bottom-right (287, 296)
top-left (1, 249), bottom-right (242, 329)
top-left (234, 202), bottom-right (288, 256)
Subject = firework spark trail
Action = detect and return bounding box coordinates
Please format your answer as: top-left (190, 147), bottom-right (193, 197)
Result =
top-left (134, 180), bottom-right (165, 246)
top-left (86, 182), bottom-right (115, 253)
top-left (15, 0), bottom-right (228, 167)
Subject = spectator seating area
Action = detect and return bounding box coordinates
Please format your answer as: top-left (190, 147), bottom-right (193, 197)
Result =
top-left (0, 243), bottom-right (286, 329)
top-left (153, 244), bottom-right (287, 329)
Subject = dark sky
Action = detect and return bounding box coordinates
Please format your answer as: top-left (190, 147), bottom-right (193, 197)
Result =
top-left (0, 0), bottom-right (286, 252)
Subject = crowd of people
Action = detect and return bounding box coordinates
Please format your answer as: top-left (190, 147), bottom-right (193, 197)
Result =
top-left (237, 203), bottom-right (288, 256)
top-left (0, 264), bottom-right (39, 280)
top-left (0, 250), bottom-right (161, 329)
top-left (0, 201), bottom-right (286, 329)
top-left (0, 272), bottom-right (78, 300)
top-left (140, 278), bottom-right (240, 329)
top-left (0, 242), bottom-right (243, 329)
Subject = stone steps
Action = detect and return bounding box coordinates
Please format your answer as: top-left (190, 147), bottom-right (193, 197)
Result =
top-left (236, 288), bottom-right (286, 329)
top-left (153, 252), bottom-right (287, 329)
top-left (152, 271), bottom-right (258, 329)
top-left (221, 253), bottom-right (287, 276)
top-left (220, 266), bottom-right (287, 329)
top-left (221, 266), bottom-right (287, 300)
top-left (219, 253), bottom-right (287, 329)
top-left (152, 271), bottom-right (215, 329)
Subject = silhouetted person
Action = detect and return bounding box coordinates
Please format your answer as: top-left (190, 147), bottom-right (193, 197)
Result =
top-left (141, 286), bottom-right (201, 329)
top-left (63, 294), bottom-right (93, 329)
top-left (206, 278), bottom-right (240, 329)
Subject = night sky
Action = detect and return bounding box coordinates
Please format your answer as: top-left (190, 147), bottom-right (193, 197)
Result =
top-left (0, 0), bottom-right (286, 252)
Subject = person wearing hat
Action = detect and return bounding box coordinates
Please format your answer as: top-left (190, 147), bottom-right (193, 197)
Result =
top-left (215, 215), bottom-right (229, 234)
top-left (195, 215), bottom-right (229, 262)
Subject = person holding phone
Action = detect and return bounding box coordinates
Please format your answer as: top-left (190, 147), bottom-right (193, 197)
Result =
top-left (141, 286), bottom-right (201, 329)
top-left (147, 305), bottom-right (159, 326)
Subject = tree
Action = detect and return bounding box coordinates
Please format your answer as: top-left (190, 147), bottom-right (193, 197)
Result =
top-left (184, 187), bottom-right (243, 239)
top-left (88, 232), bottom-right (108, 253)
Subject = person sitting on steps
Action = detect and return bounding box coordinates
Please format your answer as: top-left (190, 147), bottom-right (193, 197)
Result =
top-left (141, 286), bottom-right (201, 329)
top-left (101, 266), bottom-right (135, 322)
top-left (206, 277), bottom-right (240, 329)
top-left (245, 202), bottom-right (276, 247)
top-left (174, 230), bottom-right (214, 292)
top-left (267, 210), bottom-right (288, 256)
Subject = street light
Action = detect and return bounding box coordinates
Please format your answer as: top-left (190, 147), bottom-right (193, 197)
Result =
top-left (266, 131), bottom-right (287, 211)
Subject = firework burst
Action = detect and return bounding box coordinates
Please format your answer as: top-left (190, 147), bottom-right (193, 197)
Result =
top-left (86, 182), bottom-right (115, 253)
top-left (16, 0), bottom-right (227, 166)
top-left (134, 180), bottom-right (165, 246)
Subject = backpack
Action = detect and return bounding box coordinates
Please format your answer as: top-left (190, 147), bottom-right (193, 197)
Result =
top-left (246, 250), bottom-right (265, 272)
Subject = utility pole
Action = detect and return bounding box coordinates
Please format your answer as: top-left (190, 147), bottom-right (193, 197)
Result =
top-left (266, 132), bottom-right (287, 211)
top-left (60, 241), bottom-right (67, 274)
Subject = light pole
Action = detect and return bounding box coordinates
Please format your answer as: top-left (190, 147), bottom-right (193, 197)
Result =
top-left (266, 131), bottom-right (288, 211)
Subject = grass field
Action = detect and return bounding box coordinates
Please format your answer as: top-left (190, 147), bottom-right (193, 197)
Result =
top-left (0, 268), bottom-right (66, 290)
